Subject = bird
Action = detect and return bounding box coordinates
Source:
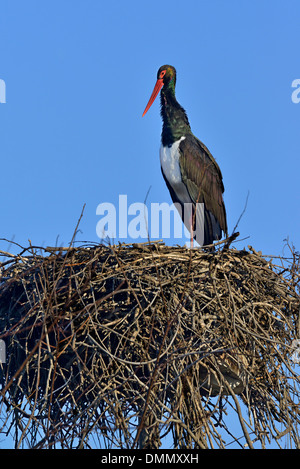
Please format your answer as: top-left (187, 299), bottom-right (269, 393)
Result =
top-left (142, 65), bottom-right (228, 247)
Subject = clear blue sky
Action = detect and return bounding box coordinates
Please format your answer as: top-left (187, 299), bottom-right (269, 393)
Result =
top-left (1, 0), bottom-right (300, 256)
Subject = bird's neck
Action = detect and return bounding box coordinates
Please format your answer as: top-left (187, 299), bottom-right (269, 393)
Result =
top-left (160, 86), bottom-right (191, 147)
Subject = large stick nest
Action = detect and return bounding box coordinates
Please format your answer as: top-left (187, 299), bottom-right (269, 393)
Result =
top-left (0, 238), bottom-right (299, 449)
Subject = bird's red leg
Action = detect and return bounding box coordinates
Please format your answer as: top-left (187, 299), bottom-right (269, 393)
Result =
top-left (189, 215), bottom-right (194, 248)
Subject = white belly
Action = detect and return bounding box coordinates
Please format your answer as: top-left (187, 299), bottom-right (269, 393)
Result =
top-left (159, 137), bottom-right (191, 205)
top-left (160, 137), bottom-right (205, 246)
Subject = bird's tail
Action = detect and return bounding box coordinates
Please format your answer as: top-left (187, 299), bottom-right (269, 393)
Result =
top-left (193, 204), bottom-right (222, 246)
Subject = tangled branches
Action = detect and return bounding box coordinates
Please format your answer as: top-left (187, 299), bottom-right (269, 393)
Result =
top-left (0, 238), bottom-right (299, 448)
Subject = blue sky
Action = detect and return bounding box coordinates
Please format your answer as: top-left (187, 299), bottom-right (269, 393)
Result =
top-left (1, 0), bottom-right (300, 256)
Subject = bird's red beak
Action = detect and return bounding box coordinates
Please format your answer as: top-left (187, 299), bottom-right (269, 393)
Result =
top-left (142, 78), bottom-right (164, 117)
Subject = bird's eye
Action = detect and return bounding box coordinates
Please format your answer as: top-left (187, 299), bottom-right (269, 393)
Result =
top-left (160, 70), bottom-right (167, 79)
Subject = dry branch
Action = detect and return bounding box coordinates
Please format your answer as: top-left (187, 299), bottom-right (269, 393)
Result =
top-left (0, 238), bottom-right (299, 449)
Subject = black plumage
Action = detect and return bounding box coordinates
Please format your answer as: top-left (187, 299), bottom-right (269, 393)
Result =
top-left (143, 65), bottom-right (227, 246)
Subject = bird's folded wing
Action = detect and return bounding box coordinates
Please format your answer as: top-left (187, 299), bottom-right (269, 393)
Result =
top-left (178, 135), bottom-right (228, 235)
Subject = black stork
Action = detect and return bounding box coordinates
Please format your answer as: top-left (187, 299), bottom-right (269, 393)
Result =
top-left (142, 65), bottom-right (228, 247)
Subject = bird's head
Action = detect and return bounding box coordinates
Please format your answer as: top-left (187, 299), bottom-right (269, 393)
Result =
top-left (142, 65), bottom-right (176, 117)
